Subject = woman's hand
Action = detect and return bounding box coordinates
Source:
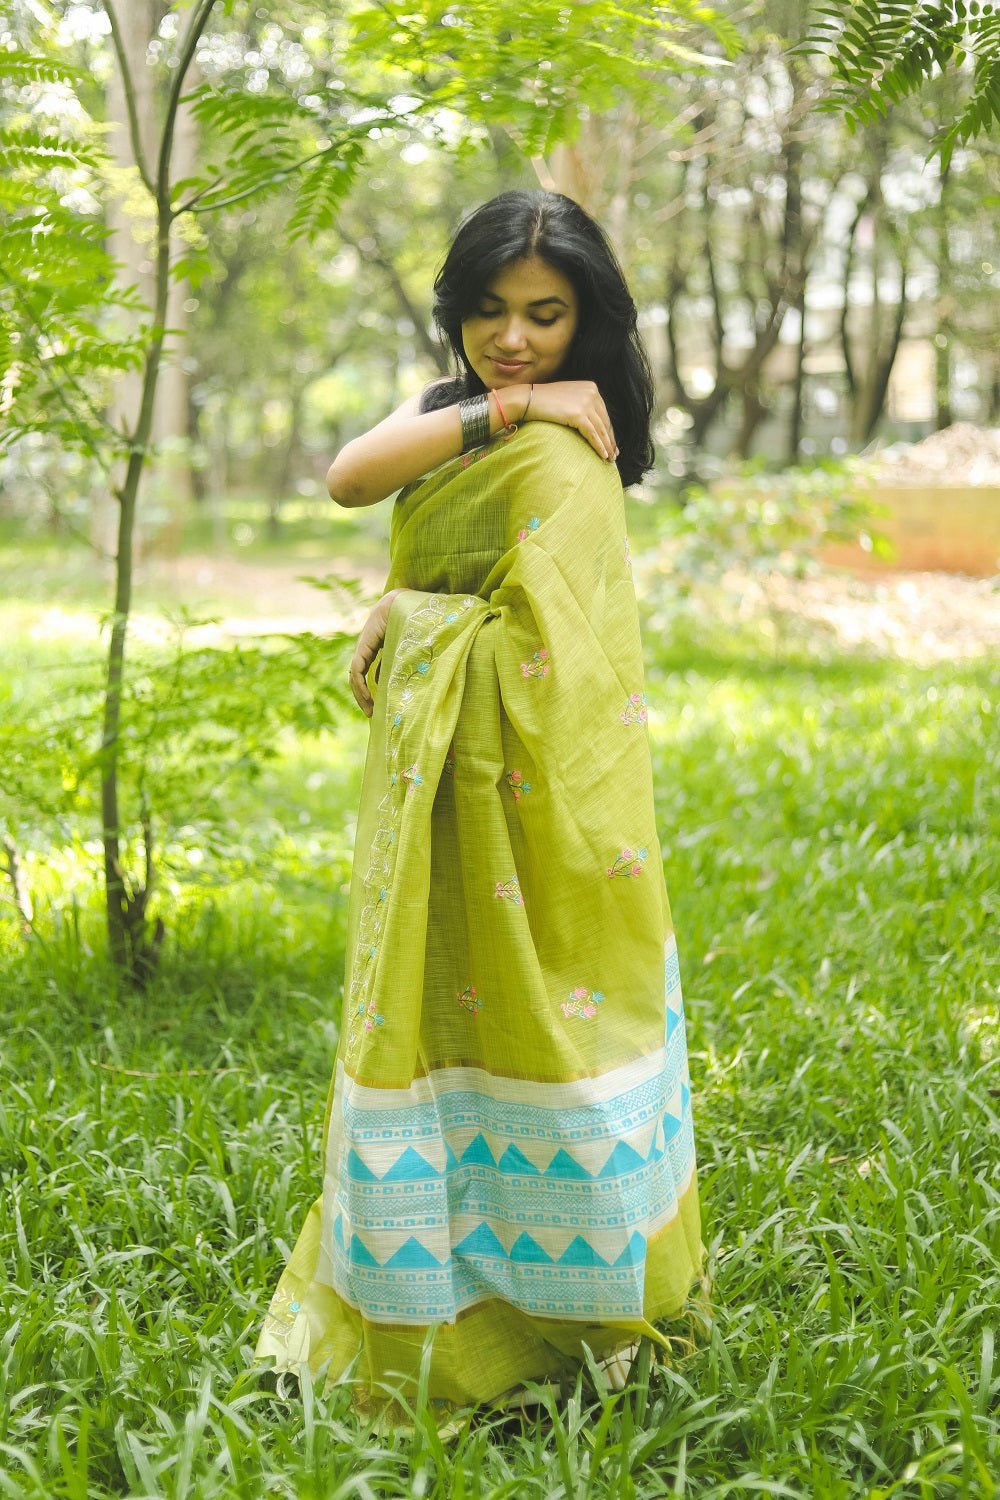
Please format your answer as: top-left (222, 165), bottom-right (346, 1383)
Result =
top-left (517, 380), bottom-right (618, 463)
top-left (348, 589), bottom-right (403, 717)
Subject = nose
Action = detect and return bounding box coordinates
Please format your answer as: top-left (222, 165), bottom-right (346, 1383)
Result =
top-left (495, 316), bottom-right (528, 352)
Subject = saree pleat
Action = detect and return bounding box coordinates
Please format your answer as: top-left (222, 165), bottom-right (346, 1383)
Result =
top-left (257, 423), bottom-right (702, 1407)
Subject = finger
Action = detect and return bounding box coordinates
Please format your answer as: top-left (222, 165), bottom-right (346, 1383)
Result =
top-left (580, 417), bottom-right (612, 461)
top-left (349, 655), bottom-right (374, 716)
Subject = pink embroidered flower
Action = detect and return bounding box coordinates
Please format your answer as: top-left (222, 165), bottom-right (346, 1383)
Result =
top-left (457, 985), bottom-right (482, 1015)
top-left (619, 692), bottom-right (647, 726)
top-left (562, 987), bottom-right (605, 1020)
top-left (608, 847), bottom-right (648, 879)
top-left (520, 648), bottom-right (550, 680)
top-left (357, 999), bottom-right (385, 1032)
top-left (505, 769), bottom-right (532, 801)
top-left (495, 876), bottom-right (524, 906)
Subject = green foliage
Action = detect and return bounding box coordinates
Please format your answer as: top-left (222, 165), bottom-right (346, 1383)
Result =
top-left (0, 618), bottom-right (357, 867)
top-left (652, 460), bottom-right (887, 598)
top-left (2, 624), bottom-right (999, 1494)
top-left (176, 87), bottom-right (368, 234)
top-left (806, 2), bottom-right (1000, 162)
top-left (350, 0), bottom-right (740, 154)
top-left (0, 52), bottom-right (142, 459)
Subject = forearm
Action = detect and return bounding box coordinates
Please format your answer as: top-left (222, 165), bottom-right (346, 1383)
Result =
top-left (327, 386), bottom-right (530, 508)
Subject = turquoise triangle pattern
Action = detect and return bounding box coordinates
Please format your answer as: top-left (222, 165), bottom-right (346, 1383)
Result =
top-left (381, 1146), bottom-right (440, 1182)
top-left (459, 1133), bottom-right (496, 1167)
top-left (510, 1231), bottom-right (555, 1264)
top-left (453, 1222), bottom-right (506, 1259)
top-left (497, 1144), bottom-right (541, 1175)
top-left (557, 1235), bottom-right (610, 1268)
top-left (597, 1140), bottom-right (646, 1178)
top-left (348, 1233), bottom-right (381, 1268)
top-left (383, 1237), bottom-right (445, 1269)
top-left (613, 1231), bottom-right (646, 1268)
top-left (346, 1150), bottom-right (379, 1181)
top-left (545, 1148), bottom-right (593, 1181)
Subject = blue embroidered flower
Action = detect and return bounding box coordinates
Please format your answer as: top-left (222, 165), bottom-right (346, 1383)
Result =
top-left (402, 763), bottom-right (423, 792)
top-left (562, 987), bottom-right (605, 1020)
top-left (608, 846), bottom-right (649, 879)
top-left (619, 692), bottom-right (647, 725)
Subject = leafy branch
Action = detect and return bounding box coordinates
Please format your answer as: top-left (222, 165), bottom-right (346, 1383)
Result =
top-left (803, 2), bottom-right (1000, 163)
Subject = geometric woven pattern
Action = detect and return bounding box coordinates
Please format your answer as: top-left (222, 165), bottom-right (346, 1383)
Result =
top-left (317, 937), bottom-right (695, 1323)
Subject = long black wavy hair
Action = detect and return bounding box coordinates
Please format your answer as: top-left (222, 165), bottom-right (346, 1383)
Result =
top-left (420, 190), bottom-right (655, 487)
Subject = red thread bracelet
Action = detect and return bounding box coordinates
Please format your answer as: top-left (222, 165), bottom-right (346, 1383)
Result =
top-left (491, 388), bottom-right (515, 433)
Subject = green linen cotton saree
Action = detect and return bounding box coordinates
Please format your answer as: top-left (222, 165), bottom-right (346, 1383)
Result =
top-left (257, 422), bottom-right (702, 1408)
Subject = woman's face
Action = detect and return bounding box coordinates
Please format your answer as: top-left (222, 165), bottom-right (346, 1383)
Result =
top-left (461, 256), bottom-right (579, 390)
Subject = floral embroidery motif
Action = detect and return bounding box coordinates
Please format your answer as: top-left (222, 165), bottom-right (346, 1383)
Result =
top-left (520, 648), bottom-right (550, 679)
top-left (457, 985), bottom-right (482, 1015)
top-left (619, 691), bottom-right (647, 725)
top-left (517, 516), bottom-right (541, 542)
top-left (357, 998), bottom-right (385, 1033)
top-left (495, 875), bottom-right (524, 907)
top-left (562, 986), bottom-right (605, 1020)
top-left (608, 846), bottom-right (648, 878)
top-left (402, 763), bottom-right (423, 793)
top-left (623, 534), bottom-right (632, 570)
top-left (505, 768), bottom-right (532, 801)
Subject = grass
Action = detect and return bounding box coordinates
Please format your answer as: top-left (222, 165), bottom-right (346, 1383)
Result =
top-left (1, 528), bottom-right (999, 1497)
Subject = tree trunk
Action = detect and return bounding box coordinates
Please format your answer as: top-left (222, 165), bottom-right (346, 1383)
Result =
top-left (934, 158), bottom-right (954, 431)
top-left (100, 0), bottom-right (212, 982)
top-left (787, 282), bottom-right (806, 464)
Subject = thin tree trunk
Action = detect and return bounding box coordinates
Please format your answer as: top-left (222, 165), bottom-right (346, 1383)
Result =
top-left (788, 281), bottom-right (806, 464)
top-left (934, 158), bottom-right (954, 430)
top-left (100, 0), bottom-right (214, 980)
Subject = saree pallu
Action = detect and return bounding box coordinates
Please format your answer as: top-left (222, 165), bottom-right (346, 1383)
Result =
top-left (257, 423), bottom-right (702, 1407)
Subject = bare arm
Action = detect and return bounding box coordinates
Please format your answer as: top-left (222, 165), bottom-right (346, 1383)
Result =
top-left (326, 381), bottom-right (616, 509)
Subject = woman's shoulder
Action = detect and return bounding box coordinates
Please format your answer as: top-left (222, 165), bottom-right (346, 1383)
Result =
top-left (517, 420), bottom-right (621, 482)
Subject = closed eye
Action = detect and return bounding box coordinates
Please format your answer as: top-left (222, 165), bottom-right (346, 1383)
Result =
top-left (475, 306), bottom-right (560, 328)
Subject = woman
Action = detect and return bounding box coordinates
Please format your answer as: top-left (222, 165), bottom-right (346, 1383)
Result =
top-left (257, 190), bottom-right (702, 1413)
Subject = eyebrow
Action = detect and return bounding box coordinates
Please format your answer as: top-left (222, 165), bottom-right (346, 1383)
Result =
top-left (480, 293), bottom-right (571, 309)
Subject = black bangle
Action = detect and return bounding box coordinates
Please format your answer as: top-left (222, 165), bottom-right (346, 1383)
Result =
top-left (458, 395), bottom-right (491, 452)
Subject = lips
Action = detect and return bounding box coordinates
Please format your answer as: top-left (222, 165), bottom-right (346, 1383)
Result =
top-left (488, 357), bottom-right (528, 373)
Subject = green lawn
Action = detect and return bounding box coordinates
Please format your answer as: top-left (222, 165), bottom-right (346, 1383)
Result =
top-left (1, 541), bottom-right (999, 1497)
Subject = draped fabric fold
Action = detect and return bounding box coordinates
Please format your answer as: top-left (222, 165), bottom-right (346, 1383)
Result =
top-left (257, 423), bottom-right (702, 1407)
